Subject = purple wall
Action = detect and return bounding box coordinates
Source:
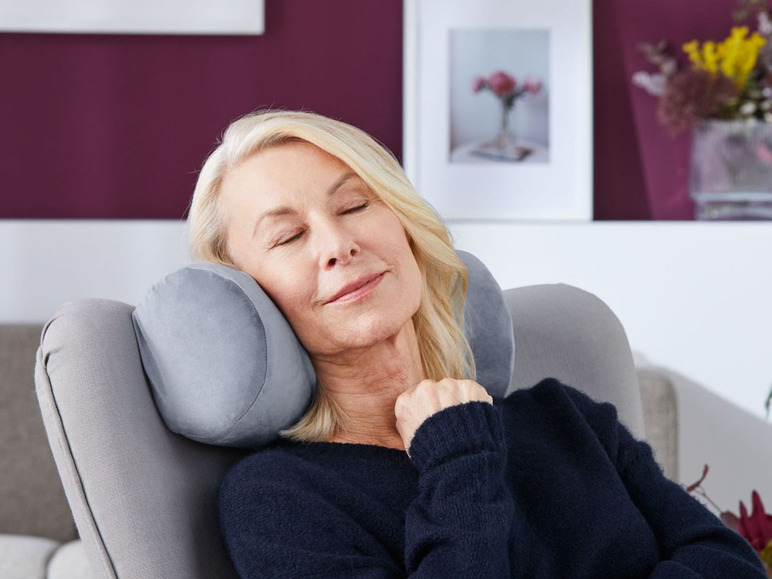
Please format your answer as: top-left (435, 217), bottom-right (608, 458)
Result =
top-left (0, 0), bottom-right (403, 219)
top-left (0, 0), bottom-right (742, 220)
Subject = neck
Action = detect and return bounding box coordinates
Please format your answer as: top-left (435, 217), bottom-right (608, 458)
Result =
top-left (312, 323), bottom-right (425, 449)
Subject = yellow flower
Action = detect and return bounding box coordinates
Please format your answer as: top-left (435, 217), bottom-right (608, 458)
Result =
top-left (761, 540), bottom-right (772, 569)
top-left (683, 40), bottom-right (703, 68)
top-left (682, 27), bottom-right (766, 90)
top-left (703, 42), bottom-right (719, 73)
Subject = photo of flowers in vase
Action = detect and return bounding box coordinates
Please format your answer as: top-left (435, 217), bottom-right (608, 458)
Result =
top-left (449, 28), bottom-right (550, 164)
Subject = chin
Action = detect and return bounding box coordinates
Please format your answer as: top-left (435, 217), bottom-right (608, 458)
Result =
top-left (343, 322), bottom-right (404, 349)
top-left (329, 311), bottom-right (415, 352)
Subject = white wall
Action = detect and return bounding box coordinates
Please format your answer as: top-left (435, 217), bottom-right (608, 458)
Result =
top-left (448, 220), bottom-right (772, 421)
top-left (2, 219), bottom-right (770, 420)
top-left (1, 220), bottom-right (191, 323)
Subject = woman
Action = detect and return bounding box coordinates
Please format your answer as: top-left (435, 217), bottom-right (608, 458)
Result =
top-left (189, 110), bottom-right (765, 577)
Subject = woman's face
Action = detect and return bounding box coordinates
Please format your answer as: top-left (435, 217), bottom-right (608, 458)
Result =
top-left (220, 142), bottom-right (423, 359)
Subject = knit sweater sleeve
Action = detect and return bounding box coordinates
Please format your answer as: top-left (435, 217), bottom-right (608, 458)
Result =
top-left (566, 387), bottom-right (767, 578)
top-left (404, 401), bottom-right (515, 577)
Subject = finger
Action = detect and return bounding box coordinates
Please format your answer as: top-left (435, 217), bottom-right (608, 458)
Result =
top-left (438, 378), bottom-right (477, 403)
top-left (456, 380), bottom-right (477, 403)
top-left (432, 377), bottom-right (459, 400)
top-left (436, 386), bottom-right (459, 409)
top-left (396, 379), bottom-right (430, 409)
top-left (458, 379), bottom-right (493, 404)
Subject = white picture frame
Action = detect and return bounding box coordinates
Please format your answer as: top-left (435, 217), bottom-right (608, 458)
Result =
top-left (403, 0), bottom-right (593, 221)
top-left (0, 0), bottom-right (265, 35)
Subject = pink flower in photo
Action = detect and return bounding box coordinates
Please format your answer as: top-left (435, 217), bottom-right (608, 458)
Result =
top-left (487, 71), bottom-right (517, 96)
top-left (524, 77), bottom-right (543, 94)
top-left (472, 70), bottom-right (541, 110)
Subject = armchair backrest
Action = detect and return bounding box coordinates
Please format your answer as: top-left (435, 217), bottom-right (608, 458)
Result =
top-left (36, 299), bottom-right (244, 579)
top-left (35, 284), bottom-right (643, 578)
top-left (504, 284), bottom-right (644, 436)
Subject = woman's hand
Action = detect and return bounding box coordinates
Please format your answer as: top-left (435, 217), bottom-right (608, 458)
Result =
top-left (395, 378), bottom-right (492, 455)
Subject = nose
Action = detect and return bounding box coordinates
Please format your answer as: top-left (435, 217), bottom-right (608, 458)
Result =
top-left (314, 220), bottom-right (360, 269)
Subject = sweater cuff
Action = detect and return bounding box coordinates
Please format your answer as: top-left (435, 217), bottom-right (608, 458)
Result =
top-left (408, 401), bottom-right (505, 471)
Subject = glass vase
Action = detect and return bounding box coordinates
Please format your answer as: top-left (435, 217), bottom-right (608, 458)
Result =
top-left (690, 119), bottom-right (772, 220)
top-left (494, 103), bottom-right (516, 150)
top-left (469, 102), bottom-right (532, 162)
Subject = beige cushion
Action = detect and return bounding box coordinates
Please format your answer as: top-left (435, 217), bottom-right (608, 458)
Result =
top-left (0, 534), bottom-right (59, 579)
top-left (637, 368), bottom-right (679, 481)
top-left (48, 540), bottom-right (93, 579)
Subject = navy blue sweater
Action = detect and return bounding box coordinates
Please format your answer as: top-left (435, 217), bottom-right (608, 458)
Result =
top-left (218, 379), bottom-right (765, 578)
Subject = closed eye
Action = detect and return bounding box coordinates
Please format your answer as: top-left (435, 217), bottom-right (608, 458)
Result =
top-left (340, 202), bottom-right (369, 215)
top-left (275, 229), bottom-right (305, 247)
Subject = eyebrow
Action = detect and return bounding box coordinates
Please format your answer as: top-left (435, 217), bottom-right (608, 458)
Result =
top-left (251, 171), bottom-right (360, 239)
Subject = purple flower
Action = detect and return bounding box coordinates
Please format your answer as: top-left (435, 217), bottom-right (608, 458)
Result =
top-left (739, 492), bottom-right (772, 553)
top-left (721, 491), bottom-right (772, 562)
top-left (657, 69), bottom-right (737, 133)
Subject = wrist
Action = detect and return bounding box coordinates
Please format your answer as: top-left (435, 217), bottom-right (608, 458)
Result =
top-left (408, 401), bottom-right (504, 471)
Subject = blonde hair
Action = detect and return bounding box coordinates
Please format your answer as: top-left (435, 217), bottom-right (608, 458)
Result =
top-left (188, 110), bottom-right (474, 442)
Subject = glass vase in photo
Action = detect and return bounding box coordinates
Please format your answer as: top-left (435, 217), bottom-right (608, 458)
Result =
top-left (690, 120), bottom-right (772, 220)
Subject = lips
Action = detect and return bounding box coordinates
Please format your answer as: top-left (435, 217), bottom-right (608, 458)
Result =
top-left (324, 272), bottom-right (385, 305)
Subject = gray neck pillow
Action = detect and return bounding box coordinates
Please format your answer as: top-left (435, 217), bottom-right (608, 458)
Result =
top-left (132, 251), bottom-right (514, 448)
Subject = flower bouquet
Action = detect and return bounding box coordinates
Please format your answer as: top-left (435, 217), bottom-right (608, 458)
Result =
top-left (633, 0), bottom-right (772, 220)
top-left (471, 70), bottom-right (542, 161)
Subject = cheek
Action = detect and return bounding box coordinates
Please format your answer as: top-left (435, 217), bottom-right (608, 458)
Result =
top-left (272, 287), bottom-right (307, 325)
top-left (380, 220), bottom-right (422, 310)
top-left (252, 264), bottom-right (314, 328)
top-left (405, 258), bottom-right (423, 314)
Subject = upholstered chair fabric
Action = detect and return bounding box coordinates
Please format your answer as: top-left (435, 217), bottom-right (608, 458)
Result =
top-left (36, 299), bottom-right (243, 579)
top-left (505, 284), bottom-right (644, 438)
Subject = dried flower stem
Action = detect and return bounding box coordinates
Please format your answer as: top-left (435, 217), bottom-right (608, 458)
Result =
top-left (686, 464), bottom-right (725, 513)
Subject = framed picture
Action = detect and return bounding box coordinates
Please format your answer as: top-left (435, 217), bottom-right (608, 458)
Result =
top-left (0, 0), bottom-right (265, 35)
top-left (403, 0), bottom-right (592, 220)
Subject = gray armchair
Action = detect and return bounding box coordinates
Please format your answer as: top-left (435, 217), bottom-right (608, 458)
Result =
top-left (32, 283), bottom-right (644, 578)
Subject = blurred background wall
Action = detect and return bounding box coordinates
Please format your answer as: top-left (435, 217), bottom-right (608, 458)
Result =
top-left (0, 0), bottom-right (745, 221)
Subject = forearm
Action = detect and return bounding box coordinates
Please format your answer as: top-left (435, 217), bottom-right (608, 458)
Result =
top-left (404, 401), bottom-right (515, 577)
top-left (617, 431), bottom-right (766, 578)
